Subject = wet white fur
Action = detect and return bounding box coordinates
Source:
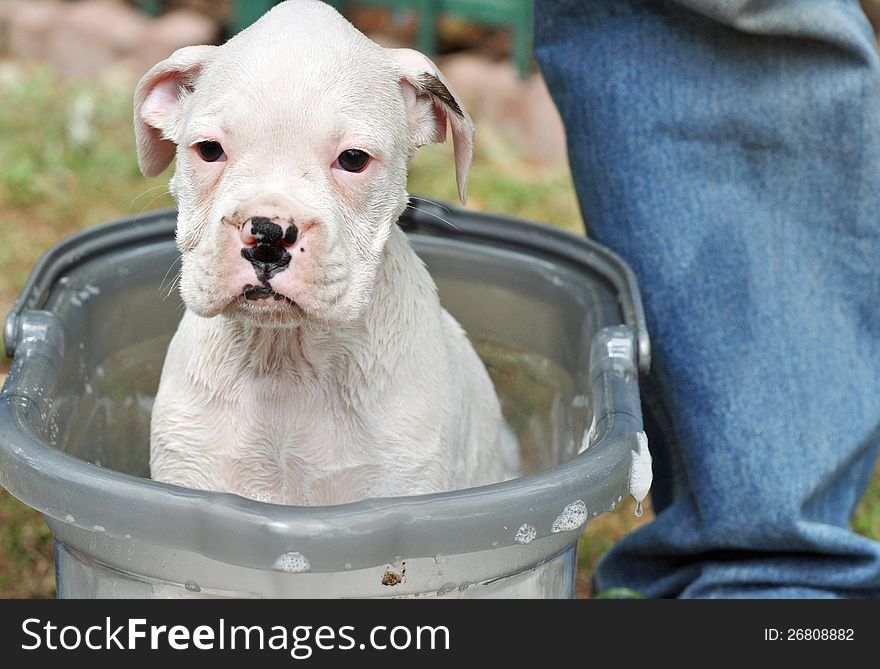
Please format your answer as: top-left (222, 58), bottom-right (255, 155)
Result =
top-left (137, 0), bottom-right (512, 504)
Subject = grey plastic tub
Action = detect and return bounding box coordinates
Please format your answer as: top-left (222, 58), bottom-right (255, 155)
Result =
top-left (0, 199), bottom-right (650, 598)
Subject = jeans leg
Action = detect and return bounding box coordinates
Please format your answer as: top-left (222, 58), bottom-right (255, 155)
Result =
top-left (535, 0), bottom-right (880, 598)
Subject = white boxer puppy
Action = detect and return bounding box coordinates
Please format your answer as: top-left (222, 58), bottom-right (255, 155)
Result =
top-left (135, 0), bottom-right (515, 504)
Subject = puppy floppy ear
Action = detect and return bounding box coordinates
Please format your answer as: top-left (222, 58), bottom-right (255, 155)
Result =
top-left (134, 45), bottom-right (216, 178)
top-left (390, 48), bottom-right (475, 204)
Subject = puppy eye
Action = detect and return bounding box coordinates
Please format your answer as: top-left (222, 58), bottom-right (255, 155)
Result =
top-left (196, 141), bottom-right (226, 162)
top-left (335, 149), bottom-right (370, 173)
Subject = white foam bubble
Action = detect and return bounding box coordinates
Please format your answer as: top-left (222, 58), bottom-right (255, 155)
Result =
top-left (629, 431), bottom-right (653, 509)
top-left (606, 336), bottom-right (634, 360)
top-left (273, 551), bottom-right (310, 573)
top-left (571, 394), bottom-right (589, 409)
top-left (65, 514), bottom-right (75, 524)
top-left (241, 487), bottom-right (277, 504)
top-left (93, 525), bottom-right (106, 532)
top-left (551, 500), bottom-right (588, 533)
top-left (514, 523), bottom-right (536, 544)
top-left (579, 413), bottom-right (598, 453)
top-left (436, 583), bottom-right (456, 596)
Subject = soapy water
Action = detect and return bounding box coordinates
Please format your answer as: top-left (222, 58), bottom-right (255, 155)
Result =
top-left (473, 338), bottom-right (582, 476)
top-left (59, 336), bottom-right (588, 481)
top-left (58, 335), bottom-right (168, 478)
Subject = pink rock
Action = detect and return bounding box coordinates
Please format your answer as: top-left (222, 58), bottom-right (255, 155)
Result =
top-left (133, 9), bottom-right (220, 76)
top-left (521, 73), bottom-right (568, 166)
top-left (46, 0), bottom-right (149, 79)
top-left (5, 0), bottom-right (60, 62)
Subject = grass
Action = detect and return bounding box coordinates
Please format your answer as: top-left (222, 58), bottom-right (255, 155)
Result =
top-left (0, 64), bottom-right (177, 598)
top-left (0, 487), bottom-right (55, 598)
top-left (0, 62), bottom-right (877, 599)
top-left (853, 464), bottom-right (880, 541)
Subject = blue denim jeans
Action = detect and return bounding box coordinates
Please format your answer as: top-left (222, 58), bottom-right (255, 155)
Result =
top-left (535, 0), bottom-right (880, 598)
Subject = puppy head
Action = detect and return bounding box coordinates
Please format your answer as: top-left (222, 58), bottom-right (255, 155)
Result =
top-left (134, 0), bottom-right (473, 328)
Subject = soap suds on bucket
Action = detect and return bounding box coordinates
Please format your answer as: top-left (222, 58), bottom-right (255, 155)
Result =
top-left (514, 523), bottom-right (537, 544)
top-left (273, 552), bottom-right (311, 573)
top-left (630, 431), bottom-right (653, 517)
top-left (551, 500), bottom-right (588, 533)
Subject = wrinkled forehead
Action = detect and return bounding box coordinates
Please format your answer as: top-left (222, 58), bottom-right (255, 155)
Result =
top-left (187, 21), bottom-right (403, 152)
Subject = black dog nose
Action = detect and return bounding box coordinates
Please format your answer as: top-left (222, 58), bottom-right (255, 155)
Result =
top-left (240, 216), bottom-right (298, 280)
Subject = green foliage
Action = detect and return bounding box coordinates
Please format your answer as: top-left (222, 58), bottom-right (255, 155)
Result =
top-left (0, 491), bottom-right (54, 598)
top-left (0, 67), bottom-right (174, 305)
top-left (853, 462), bottom-right (880, 540)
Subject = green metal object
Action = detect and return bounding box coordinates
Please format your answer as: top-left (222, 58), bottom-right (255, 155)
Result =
top-left (326, 0), bottom-right (437, 54)
top-left (135, 1), bottom-right (534, 77)
top-left (137, 0), bottom-right (161, 17)
top-left (435, 0), bottom-right (533, 77)
top-left (331, 0), bottom-right (533, 76)
top-left (230, 0), bottom-right (280, 35)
